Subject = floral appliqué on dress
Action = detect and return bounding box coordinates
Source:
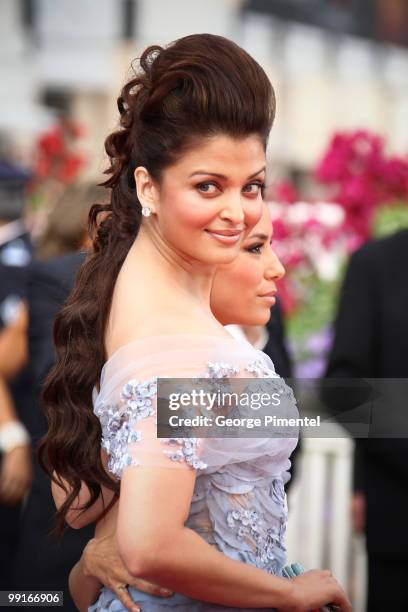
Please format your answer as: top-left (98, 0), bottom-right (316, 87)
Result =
top-left (95, 359), bottom-right (282, 478)
top-left (226, 478), bottom-right (287, 573)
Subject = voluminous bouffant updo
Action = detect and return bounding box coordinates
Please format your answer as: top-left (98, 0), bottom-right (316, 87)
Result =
top-left (38, 33), bottom-right (276, 532)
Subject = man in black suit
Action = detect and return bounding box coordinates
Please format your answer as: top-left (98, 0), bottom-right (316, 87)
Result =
top-left (324, 228), bottom-right (408, 611)
top-left (10, 252), bottom-right (94, 612)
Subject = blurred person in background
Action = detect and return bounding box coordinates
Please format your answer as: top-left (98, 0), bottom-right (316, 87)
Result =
top-left (4, 182), bottom-right (100, 411)
top-left (0, 158), bottom-right (33, 589)
top-left (324, 228), bottom-right (408, 611)
top-left (8, 183), bottom-right (102, 610)
top-left (35, 183), bottom-right (96, 261)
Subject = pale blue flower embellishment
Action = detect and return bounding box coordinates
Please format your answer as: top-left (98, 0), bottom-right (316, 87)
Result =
top-left (163, 438), bottom-right (208, 470)
top-left (121, 378), bottom-right (157, 419)
top-left (206, 362), bottom-right (240, 378)
top-left (226, 492), bottom-right (287, 572)
top-left (245, 359), bottom-right (279, 378)
top-left (95, 401), bottom-right (144, 478)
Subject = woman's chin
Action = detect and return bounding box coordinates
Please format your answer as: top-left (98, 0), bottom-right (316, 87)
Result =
top-left (227, 309), bottom-right (271, 328)
top-left (251, 308), bottom-right (272, 327)
top-left (198, 247), bottom-right (241, 266)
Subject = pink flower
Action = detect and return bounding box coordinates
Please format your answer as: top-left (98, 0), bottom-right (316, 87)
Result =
top-left (273, 181), bottom-right (298, 204)
top-left (271, 218), bottom-right (291, 241)
top-left (277, 279), bottom-right (298, 315)
top-left (381, 157), bottom-right (408, 196)
top-left (303, 218), bottom-right (321, 232)
top-left (315, 129), bottom-right (408, 243)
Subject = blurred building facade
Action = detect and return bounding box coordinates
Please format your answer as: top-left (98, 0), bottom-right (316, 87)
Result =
top-left (1, 0), bottom-right (407, 181)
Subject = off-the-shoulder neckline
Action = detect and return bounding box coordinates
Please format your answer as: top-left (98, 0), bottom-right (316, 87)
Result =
top-left (103, 332), bottom-right (244, 368)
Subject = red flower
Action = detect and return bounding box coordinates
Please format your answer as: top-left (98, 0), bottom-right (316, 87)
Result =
top-left (57, 154), bottom-right (86, 183)
top-left (38, 127), bottom-right (64, 157)
top-left (31, 119), bottom-right (87, 189)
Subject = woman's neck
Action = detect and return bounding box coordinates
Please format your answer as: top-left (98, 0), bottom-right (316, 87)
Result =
top-left (106, 226), bottom-right (228, 352)
top-left (128, 225), bottom-right (215, 308)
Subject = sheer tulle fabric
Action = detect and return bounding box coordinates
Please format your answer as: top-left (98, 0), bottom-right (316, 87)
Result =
top-left (93, 334), bottom-right (298, 479)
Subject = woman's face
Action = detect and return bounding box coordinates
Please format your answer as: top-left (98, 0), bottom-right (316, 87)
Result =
top-left (139, 134), bottom-right (266, 266)
top-left (210, 205), bottom-right (285, 326)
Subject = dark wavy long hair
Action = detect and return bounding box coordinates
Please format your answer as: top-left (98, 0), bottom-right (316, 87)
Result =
top-left (38, 33), bottom-right (276, 533)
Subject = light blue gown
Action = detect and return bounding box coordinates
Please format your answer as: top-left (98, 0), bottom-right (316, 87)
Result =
top-left (88, 334), bottom-right (299, 611)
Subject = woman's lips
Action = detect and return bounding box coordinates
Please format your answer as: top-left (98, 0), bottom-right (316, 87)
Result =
top-left (205, 229), bottom-right (243, 245)
top-left (259, 291), bottom-right (277, 305)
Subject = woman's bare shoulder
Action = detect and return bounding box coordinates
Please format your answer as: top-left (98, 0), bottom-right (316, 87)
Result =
top-left (105, 314), bottom-right (232, 359)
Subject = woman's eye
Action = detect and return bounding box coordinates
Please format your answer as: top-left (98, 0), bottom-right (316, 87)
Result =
top-left (197, 182), bottom-right (219, 194)
top-left (246, 243), bottom-right (264, 254)
top-left (196, 182), bottom-right (265, 197)
top-left (242, 182), bottom-right (264, 195)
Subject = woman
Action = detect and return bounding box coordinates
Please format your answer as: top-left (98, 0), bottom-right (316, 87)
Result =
top-left (68, 204), bottom-right (287, 611)
top-left (39, 34), bottom-right (351, 611)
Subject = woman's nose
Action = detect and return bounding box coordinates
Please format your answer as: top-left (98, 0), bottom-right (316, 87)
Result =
top-left (266, 249), bottom-right (285, 280)
top-left (219, 195), bottom-right (245, 226)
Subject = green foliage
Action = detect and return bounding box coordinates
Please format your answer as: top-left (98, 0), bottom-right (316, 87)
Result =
top-left (372, 201), bottom-right (408, 238)
top-left (286, 275), bottom-right (341, 343)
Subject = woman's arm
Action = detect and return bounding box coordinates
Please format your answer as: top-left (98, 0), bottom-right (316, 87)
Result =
top-left (0, 378), bottom-right (32, 504)
top-left (69, 554), bottom-right (103, 612)
top-left (117, 466), bottom-right (351, 610)
top-left (0, 304), bottom-right (28, 379)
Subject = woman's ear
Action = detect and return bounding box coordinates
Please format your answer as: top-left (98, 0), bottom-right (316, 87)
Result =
top-left (134, 167), bottom-right (159, 213)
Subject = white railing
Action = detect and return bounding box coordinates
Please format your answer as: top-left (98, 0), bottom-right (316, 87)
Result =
top-left (285, 429), bottom-right (367, 611)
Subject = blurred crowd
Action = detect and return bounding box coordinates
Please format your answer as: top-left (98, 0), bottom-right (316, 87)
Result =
top-left (0, 155), bottom-right (101, 606)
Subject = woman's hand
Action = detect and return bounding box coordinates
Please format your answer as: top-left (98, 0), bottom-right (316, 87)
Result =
top-left (0, 445), bottom-right (32, 504)
top-left (283, 569), bottom-right (352, 612)
top-left (83, 535), bottom-right (173, 611)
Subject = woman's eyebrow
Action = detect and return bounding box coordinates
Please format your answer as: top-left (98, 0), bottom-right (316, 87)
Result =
top-left (248, 232), bottom-right (269, 241)
top-left (189, 166), bottom-right (266, 180)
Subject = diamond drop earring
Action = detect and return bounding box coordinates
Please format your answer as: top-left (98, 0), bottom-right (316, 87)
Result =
top-left (141, 206), bottom-right (152, 217)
